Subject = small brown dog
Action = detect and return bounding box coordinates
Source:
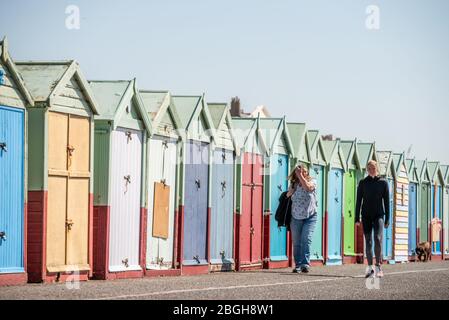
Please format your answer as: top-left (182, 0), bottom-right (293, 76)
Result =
top-left (415, 242), bottom-right (431, 262)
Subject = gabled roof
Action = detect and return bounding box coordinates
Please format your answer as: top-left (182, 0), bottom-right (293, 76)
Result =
top-left (307, 130), bottom-right (327, 166)
top-left (231, 116), bottom-right (268, 155)
top-left (405, 158), bottom-right (420, 183)
top-left (322, 139), bottom-right (346, 170)
top-left (139, 90), bottom-right (182, 135)
top-left (0, 37), bottom-right (34, 106)
top-left (416, 159), bottom-right (430, 183)
top-left (392, 152), bottom-right (409, 179)
top-left (286, 122), bottom-right (310, 164)
top-left (170, 94), bottom-right (216, 140)
top-left (357, 142), bottom-right (377, 169)
top-left (207, 102), bottom-right (239, 154)
top-left (427, 161), bottom-right (444, 185)
top-left (16, 60), bottom-right (99, 114)
top-left (88, 79), bottom-right (151, 133)
top-left (340, 139), bottom-right (362, 170)
top-left (440, 165), bottom-right (449, 185)
top-left (258, 117), bottom-right (294, 156)
top-left (376, 150), bottom-right (395, 178)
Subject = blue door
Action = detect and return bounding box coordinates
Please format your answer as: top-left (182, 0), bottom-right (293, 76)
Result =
top-left (269, 154), bottom-right (288, 261)
top-left (183, 141), bottom-right (209, 265)
top-left (327, 168), bottom-right (343, 265)
top-left (383, 179), bottom-right (394, 261)
top-left (210, 149), bottom-right (234, 265)
top-left (408, 183), bottom-right (418, 256)
top-left (0, 106), bottom-right (25, 273)
top-left (310, 166), bottom-right (324, 261)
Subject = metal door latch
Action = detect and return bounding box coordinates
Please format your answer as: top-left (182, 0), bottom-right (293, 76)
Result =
top-left (277, 184), bottom-right (283, 192)
top-left (0, 142), bottom-right (7, 152)
top-left (348, 210), bottom-right (352, 218)
top-left (67, 145), bottom-right (75, 156)
top-left (122, 258), bottom-right (129, 268)
top-left (66, 219), bottom-right (74, 231)
top-left (157, 257), bottom-right (164, 265)
top-left (0, 231), bottom-right (6, 240)
top-left (220, 250), bottom-right (226, 258)
top-left (193, 255), bottom-right (201, 263)
top-left (278, 158), bottom-right (283, 165)
top-left (250, 226), bottom-right (255, 235)
top-left (222, 151), bottom-right (226, 162)
top-left (195, 179), bottom-right (201, 189)
top-left (162, 141), bottom-right (168, 148)
top-left (124, 175), bottom-right (131, 184)
top-left (125, 131), bottom-right (133, 142)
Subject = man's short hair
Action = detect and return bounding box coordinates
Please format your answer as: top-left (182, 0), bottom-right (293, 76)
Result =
top-left (367, 160), bottom-right (378, 168)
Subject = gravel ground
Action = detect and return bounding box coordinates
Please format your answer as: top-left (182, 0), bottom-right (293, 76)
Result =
top-left (1, 261), bottom-right (448, 300)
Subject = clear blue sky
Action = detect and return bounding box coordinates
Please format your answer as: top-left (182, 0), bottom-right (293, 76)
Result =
top-left (2, 0), bottom-right (449, 164)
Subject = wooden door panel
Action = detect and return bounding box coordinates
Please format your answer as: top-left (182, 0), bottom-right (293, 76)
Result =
top-left (66, 177), bottom-right (89, 267)
top-left (251, 185), bottom-right (263, 263)
top-left (68, 115), bottom-right (90, 173)
top-left (46, 176), bottom-right (67, 268)
top-left (48, 112), bottom-right (68, 171)
top-left (239, 185), bottom-right (252, 265)
top-left (153, 182), bottom-right (170, 239)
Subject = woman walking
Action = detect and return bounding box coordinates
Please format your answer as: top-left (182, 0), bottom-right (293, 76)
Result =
top-left (287, 165), bottom-right (318, 273)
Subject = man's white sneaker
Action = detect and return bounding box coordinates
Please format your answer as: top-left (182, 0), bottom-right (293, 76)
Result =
top-left (365, 266), bottom-right (375, 278)
top-left (375, 265), bottom-right (384, 278)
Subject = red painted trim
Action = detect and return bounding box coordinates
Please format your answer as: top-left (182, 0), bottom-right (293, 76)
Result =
top-left (265, 260), bottom-right (289, 269)
top-left (262, 214), bottom-right (270, 269)
top-left (172, 208), bottom-right (179, 269)
top-left (287, 230), bottom-right (293, 268)
top-left (23, 201), bottom-right (28, 274)
top-left (0, 273), bottom-right (27, 286)
top-left (88, 194), bottom-right (94, 279)
top-left (42, 271), bottom-right (89, 284)
top-left (102, 270), bottom-right (144, 280)
top-left (234, 213), bottom-right (241, 271)
top-left (92, 206), bottom-right (110, 280)
top-left (145, 269), bottom-right (182, 277)
top-left (209, 263), bottom-right (235, 272)
top-left (341, 214), bottom-right (345, 264)
top-left (355, 223), bottom-right (364, 264)
top-left (27, 191), bottom-right (47, 283)
top-left (139, 207), bottom-right (148, 270)
top-left (233, 211), bottom-right (237, 267)
top-left (236, 264), bottom-right (263, 272)
top-left (310, 260), bottom-right (325, 267)
top-left (181, 264), bottom-right (209, 276)
top-left (343, 256), bottom-right (357, 264)
top-left (417, 228), bottom-right (420, 245)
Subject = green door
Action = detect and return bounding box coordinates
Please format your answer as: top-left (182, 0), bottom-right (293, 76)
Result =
top-left (420, 183), bottom-right (429, 243)
top-left (343, 170), bottom-right (356, 256)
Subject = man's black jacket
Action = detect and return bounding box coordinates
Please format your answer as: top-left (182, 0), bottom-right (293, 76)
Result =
top-left (355, 175), bottom-right (390, 224)
top-left (275, 191), bottom-right (292, 230)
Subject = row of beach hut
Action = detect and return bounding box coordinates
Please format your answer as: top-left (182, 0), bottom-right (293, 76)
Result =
top-left (1, 37), bottom-right (448, 285)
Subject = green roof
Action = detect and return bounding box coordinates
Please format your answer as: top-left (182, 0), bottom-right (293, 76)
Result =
top-left (427, 161), bottom-right (441, 183)
top-left (307, 130), bottom-right (319, 148)
top-left (440, 165), bottom-right (449, 184)
top-left (16, 61), bottom-right (71, 101)
top-left (258, 118), bottom-right (282, 151)
top-left (231, 117), bottom-right (257, 149)
top-left (392, 153), bottom-right (402, 173)
top-left (88, 80), bottom-right (131, 119)
top-left (171, 95), bottom-right (202, 129)
top-left (207, 103), bottom-right (227, 129)
top-left (139, 91), bottom-right (169, 121)
top-left (287, 123), bottom-right (307, 160)
top-left (340, 141), bottom-right (354, 165)
top-left (322, 140), bottom-right (338, 162)
top-left (376, 151), bottom-right (392, 176)
top-left (357, 143), bottom-right (374, 167)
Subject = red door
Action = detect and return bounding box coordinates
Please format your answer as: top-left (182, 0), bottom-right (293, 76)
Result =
top-left (251, 154), bottom-right (263, 264)
top-left (239, 152), bottom-right (263, 267)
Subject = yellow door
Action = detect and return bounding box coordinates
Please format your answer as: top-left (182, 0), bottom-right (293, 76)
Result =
top-left (152, 182), bottom-right (170, 239)
top-left (46, 112), bottom-right (91, 271)
top-left (47, 112), bottom-right (69, 270)
top-left (66, 115), bottom-right (91, 269)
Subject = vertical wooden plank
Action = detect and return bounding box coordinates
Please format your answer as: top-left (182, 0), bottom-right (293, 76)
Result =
top-left (327, 169), bottom-right (343, 265)
top-left (66, 177), bottom-right (89, 267)
top-left (251, 154), bottom-right (263, 264)
top-left (68, 115), bottom-right (90, 173)
top-left (408, 183), bottom-right (418, 256)
top-left (343, 170), bottom-right (356, 256)
top-left (420, 184), bottom-right (429, 242)
top-left (310, 166), bottom-right (324, 261)
top-left (46, 176), bottom-right (67, 268)
top-left (152, 182), bottom-right (170, 238)
top-left (48, 112), bottom-right (68, 171)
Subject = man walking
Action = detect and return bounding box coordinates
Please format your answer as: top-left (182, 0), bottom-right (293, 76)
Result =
top-left (355, 160), bottom-right (390, 278)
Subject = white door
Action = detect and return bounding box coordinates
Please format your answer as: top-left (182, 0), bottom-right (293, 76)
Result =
top-left (147, 137), bottom-right (177, 269)
top-left (109, 128), bottom-right (143, 272)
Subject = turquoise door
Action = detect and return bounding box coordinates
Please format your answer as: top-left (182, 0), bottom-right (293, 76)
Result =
top-left (327, 168), bottom-right (343, 265)
top-left (383, 179), bottom-right (394, 261)
top-left (0, 106), bottom-right (25, 273)
top-left (310, 166), bottom-right (324, 261)
top-left (408, 183), bottom-right (418, 256)
top-left (269, 154), bottom-right (288, 261)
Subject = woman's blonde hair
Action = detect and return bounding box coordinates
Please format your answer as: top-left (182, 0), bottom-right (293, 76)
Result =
top-left (288, 164), bottom-right (312, 185)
